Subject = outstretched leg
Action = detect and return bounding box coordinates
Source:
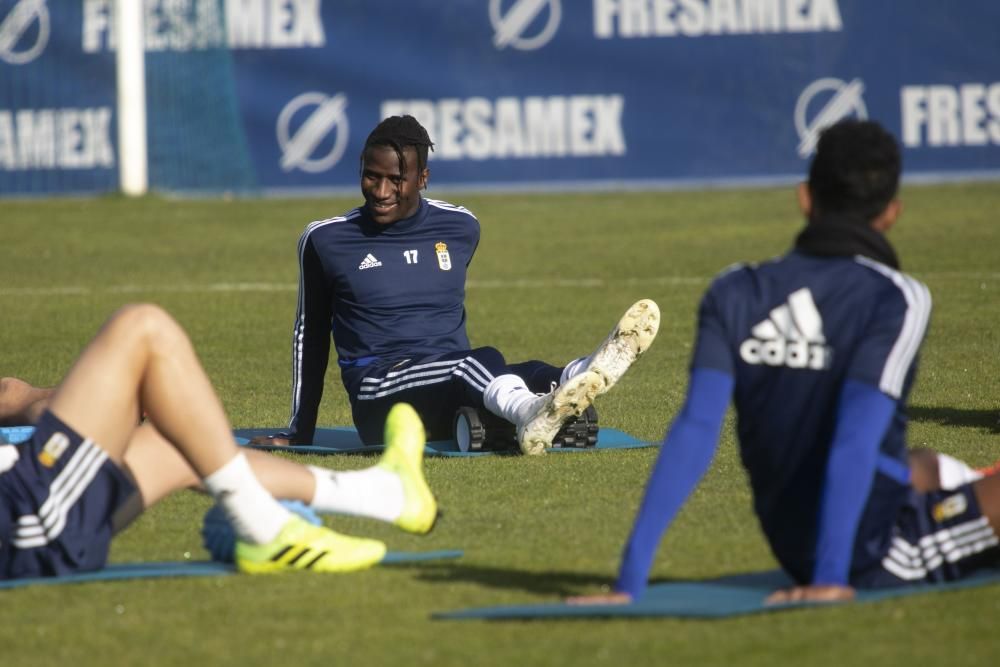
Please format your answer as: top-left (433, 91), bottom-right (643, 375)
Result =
top-left (486, 299), bottom-right (660, 455)
top-left (120, 406), bottom-right (437, 536)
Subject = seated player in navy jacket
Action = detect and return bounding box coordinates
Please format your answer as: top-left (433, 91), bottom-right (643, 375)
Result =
top-left (254, 115), bottom-right (659, 455)
top-left (573, 120), bottom-right (1000, 604)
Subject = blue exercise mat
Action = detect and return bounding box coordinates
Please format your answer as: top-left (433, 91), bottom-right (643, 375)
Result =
top-left (0, 550), bottom-right (463, 590)
top-left (233, 426), bottom-right (654, 457)
top-left (434, 567), bottom-right (1000, 620)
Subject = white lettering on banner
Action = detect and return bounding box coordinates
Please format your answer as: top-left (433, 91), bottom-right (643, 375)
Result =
top-left (901, 83), bottom-right (1000, 148)
top-left (227, 0), bottom-right (324, 48)
top-left (0, 108), bottom-right (115, 170)
top-left (381, 96), bottom-right (626, 160)
top-left (81, 0), bottom-right (325, 52)
top-left (593, 0), bottom-right (842, 38)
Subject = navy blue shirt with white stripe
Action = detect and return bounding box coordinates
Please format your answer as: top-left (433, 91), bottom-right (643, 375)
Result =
top-left (288, 197), bottom-right (480, 442)
top-left (615, 250), bottom-right (932, 596)
top-left (695, 251), bottom-right (930, 580)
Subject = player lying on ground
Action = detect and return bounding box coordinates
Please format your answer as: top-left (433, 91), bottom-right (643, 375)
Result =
top-left (252, 115), bottom-right (660, 455)
top-left (572, 120), bottom-right (1000, 605)
top-left (0, 304), bottom-right (437, 579)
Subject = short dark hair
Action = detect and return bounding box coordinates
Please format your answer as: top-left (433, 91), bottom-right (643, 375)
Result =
top-left (808, 120), bottom-right (901, 224)
top-left (361, 115), bottom-right (435, 177)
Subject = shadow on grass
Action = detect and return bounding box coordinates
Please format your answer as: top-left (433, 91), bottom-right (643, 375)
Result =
top-left (400, 561), bottom-right (615, 596)
top-left (909, 406), bottom-right (1000, 434)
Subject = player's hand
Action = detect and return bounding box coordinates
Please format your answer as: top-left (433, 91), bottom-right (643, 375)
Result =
top-left (765, 584), bottom-right (855, 605)
top-left (248, 434), bottom-right (295, 446)
top-left (566, 592), bottom-right (633, 606)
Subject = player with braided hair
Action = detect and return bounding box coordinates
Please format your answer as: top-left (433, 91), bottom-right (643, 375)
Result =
top-left (253, 115), bottom-right (659, 455)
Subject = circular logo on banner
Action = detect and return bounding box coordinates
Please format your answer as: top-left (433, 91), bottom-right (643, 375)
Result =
top-left (490, 0), bottom-right (561, 51)
top-left (276, 92), bottom-right (350, 174)
top-left (0, 0), bottom-right (50, 65)
top-left (794, 77), bottom-right (867, 158)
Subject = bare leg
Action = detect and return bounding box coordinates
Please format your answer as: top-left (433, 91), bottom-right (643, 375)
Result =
top-left (121, 422), bottom-right (316, 511)
top-left (48, 304), bottom-right (242, 476)
top-left (0, 377), bottom-right (54, 426)
top-left (972, 470), bottom-right (1000, 537)
top-left (114, 422), bottom-right (317, 534)
top-left (909, 448), bottom-right (941, 492)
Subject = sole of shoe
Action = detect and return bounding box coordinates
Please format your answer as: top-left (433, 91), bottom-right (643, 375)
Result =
top-left (588, 299), bottom-right (660, 395)
top-left (518, 371), bottom-right (603, 455)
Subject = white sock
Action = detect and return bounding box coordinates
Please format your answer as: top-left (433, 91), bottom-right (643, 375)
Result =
top-left (203, 453), bottom-right (291, 544)
top-left (483, 374), bottom-right (545, 426)
top-left (309, 465), bottom-right (404, 523)
top-left (559, 357), bottom-right (588, 385)
top-left (937, 453), bottom-right (984, 490)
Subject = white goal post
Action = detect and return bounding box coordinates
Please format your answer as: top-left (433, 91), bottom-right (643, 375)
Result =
top-left (115, 0), bottom-right (147, 197)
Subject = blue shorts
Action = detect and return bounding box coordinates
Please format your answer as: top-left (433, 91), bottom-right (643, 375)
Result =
top-left (854, 483), bottom-right (1000, 588)
top-left (0, 411), bottom-right (136, 580)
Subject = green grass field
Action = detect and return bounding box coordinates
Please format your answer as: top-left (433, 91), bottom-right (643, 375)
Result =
top-left (1, 184), bottom-right (998, 666)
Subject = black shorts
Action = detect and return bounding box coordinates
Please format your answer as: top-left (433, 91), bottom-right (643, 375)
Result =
top-left (0, 411), bottom-right (135, 579)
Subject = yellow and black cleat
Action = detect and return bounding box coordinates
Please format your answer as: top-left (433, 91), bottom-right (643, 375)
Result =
top-left (378, 402), bottom-right (440, 535)
top-left (235, 516), bottom-right (386, 574)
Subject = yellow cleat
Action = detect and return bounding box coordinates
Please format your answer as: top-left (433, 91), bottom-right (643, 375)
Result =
top-left (235, 516), bottom-right (386, 574)
top-left (378, 402), bottom-right (439, 535)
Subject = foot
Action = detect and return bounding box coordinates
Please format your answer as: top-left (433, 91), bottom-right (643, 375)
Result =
top-left (235, 516), bottom-right (387, 574)
top-left (517, 371), bottom-right (603, 455)
top-left (586, 299), bottom-right (660, 395)
top-left (377, 403), bottom-right (439, 534)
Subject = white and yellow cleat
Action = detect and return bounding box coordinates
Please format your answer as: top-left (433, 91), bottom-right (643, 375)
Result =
top-left (378, 402), bottom-right (439, 535)
top-left (517, 371), bottom-right (603, 456)
top-left (235, 516), bottom-right (386, 574)
top-left (586, 299), bottom-right (660, 395)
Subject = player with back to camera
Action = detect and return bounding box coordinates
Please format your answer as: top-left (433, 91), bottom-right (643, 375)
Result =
top-left (572, 119), bottom-right (1000, 605)
top-left (0, 303), bottom-right (438, 579)
top-left (252, 115), bottom-right (660, 455)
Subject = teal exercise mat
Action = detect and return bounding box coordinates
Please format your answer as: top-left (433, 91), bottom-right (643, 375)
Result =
top-left (0, 561), bottom-right (232, 589)
top-left (3, 425), bottom-right (654, 456)
top-left (0, 550), bottom-right (463, 590)
top-left (434, 568), bottom-right (1000, 620)
top-left (233, 426), bottom-right (654, 457)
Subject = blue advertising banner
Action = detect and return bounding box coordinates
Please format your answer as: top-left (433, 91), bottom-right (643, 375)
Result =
top-left (1, 0), bottom-right (998, 196)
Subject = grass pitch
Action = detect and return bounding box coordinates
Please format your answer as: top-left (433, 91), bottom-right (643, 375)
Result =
top-left (1, 183), bottom-right (998, 666)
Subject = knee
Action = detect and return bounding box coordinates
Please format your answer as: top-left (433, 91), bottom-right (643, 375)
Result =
top-left (106, 303), bottom-right (185, 350)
